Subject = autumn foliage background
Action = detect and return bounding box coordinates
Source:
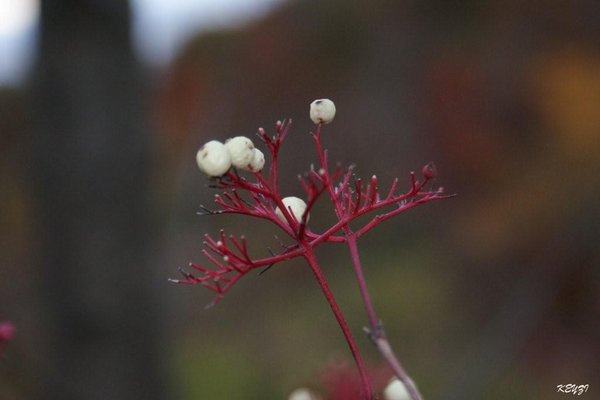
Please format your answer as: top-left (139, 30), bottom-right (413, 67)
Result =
top-left (1, 1), bottom-right (599, 399)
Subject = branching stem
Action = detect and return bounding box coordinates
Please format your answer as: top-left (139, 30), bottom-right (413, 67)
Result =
top-left (303, 247), bottom-right (373, 399)
top-left (313, 125), bottom-right (424, 400)
top-left (178, 118), bottom-right (452, 399)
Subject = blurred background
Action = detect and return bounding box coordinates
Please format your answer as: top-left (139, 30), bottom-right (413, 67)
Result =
top-left (0, 0), bottom-right (599, 399)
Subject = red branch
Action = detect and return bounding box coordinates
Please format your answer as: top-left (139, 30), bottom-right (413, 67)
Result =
top-left (174, 120), bottom-right (452, 301)
top-left (173, 119), bottom-right (452, 399)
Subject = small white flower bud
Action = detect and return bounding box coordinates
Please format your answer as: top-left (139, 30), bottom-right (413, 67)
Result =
top-left (383, 378), bottom-right (411, 400)
top-left (225, 136), bottom-right (255, 168)
top-left (196, 140), bottom-right (231, 177)
top-left (288, 388), bottom-right (321, 400)
top-left (241, 148), bottom-right (265, 172)
top-left (275, 196), bottom-right (309, 225)
top-left (310, 98), bottom-right (336, 124)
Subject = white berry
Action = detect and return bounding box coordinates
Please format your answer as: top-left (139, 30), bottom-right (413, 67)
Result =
top-left (288, 388), bottom-right (321, 400)
top-left (310, 98), bottom-right (336, 124)
top-left (241, 148), bottom-right (265, 172)
top-left (196, 140), bottom-right (231, 177)
top-left (275, 196), bottom-right (309, 225)
top-left (383, 379), bottom-right (410, 400)
top-left (225, 136), bottom-right (255, 168)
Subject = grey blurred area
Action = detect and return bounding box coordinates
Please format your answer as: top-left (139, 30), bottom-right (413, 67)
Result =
top-left (14, 1), bottom-right (166, 399)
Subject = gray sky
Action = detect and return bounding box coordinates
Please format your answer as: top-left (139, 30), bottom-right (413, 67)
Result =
top-left (0, 0), bottom-right (285, 86)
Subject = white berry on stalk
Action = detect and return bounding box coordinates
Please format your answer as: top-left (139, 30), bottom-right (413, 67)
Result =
top-left (275, 196), bottom-right (309, 224)
top-left (383, 378), bottom-right (410, 400)
top-left (310, 98), bottom-right (336, 124)
top-left (196, 140), bottom-right (231, 177)
top-left (241, 148), bottom-right (265, 172)
top-left (288, 388), bottom-right (321, 400)
top-left (225, 136), bottom-right (255, 168)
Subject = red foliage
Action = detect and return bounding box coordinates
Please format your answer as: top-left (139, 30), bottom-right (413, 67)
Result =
top-left (0, 321), bottom-right (15, 355)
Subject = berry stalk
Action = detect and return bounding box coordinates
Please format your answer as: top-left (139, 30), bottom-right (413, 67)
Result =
top-left (303, 247), bottom-right (374, 399)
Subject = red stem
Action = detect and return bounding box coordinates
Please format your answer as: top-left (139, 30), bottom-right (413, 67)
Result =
top-left (346, 235), bottom-right (379, 331)
top-left (303, 247), bottom-right (373, 400)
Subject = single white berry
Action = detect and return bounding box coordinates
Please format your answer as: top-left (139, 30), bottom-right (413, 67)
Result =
top-left (225, 136), bottom-right (255, 168)
top-left (310, 98), bottom-right (336, 124)
top-left (196, 140), bottom-right (231, 177)
top-left (275, 196), bottom-right (309, 225)
top-left (383, 378), bottom-right (411, 400)
top-left (241, 148), bottom-right (265, 172)
top-left (288, 388), bottom-right (321, 400)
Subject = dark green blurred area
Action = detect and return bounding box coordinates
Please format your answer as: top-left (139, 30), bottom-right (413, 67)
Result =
top-left (1, 0), bottom-right (599, 399)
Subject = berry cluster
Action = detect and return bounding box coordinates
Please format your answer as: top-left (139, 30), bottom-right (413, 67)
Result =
top-left (196, 136), bottom-right (265, 177)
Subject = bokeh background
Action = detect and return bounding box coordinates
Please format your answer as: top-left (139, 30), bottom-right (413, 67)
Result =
top-left (1, 0), bottom-right (599, 399)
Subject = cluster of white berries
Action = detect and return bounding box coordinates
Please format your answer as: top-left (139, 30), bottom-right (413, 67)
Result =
top-left (197, 98), bottom-right (335, 177)
top-left (197, 98), bottom-right (336, 226)
top-left (196, 136), bottom-right (265, 177)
